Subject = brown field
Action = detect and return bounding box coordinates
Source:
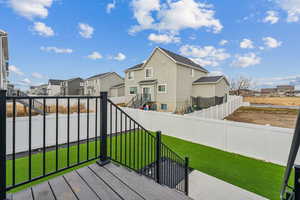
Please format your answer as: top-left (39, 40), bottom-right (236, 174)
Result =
top-left (225, 106), bottom-right (299, 128)
top-left (244, 97), bottom-right (300, 106)
top-left (6, 103), bottom-right (91, 117)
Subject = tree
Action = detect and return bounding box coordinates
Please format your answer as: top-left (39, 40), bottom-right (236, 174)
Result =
top-left (230, 76), bottom-right (253, 95)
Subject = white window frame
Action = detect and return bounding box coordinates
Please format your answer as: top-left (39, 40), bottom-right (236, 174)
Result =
top-left (145, 67), bottom-right (153, 78)
top-left (142, 86), bottom-right (151, 94)
top-left (191, 69), bottom-right (194, 77)
top-left (161, 103), bottom-right (168, 110)
top-left (128, 71), bottom-right (134, 80)
top-left (129, 86), bottom-right (138, 95)
top-left (157, 84), bottom-right (167, 93)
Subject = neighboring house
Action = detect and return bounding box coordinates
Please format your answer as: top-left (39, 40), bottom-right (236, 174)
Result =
top-left (28, 84), bottom-right (48, 95)
top-left (124, 47), bottom-right (230, 112)
top-left (47, 79), bottom-right (64, 96)
top-left (110, 83), bottom-right (125, 97)
top-left (277, 85), bottom-right (295, 96)
top-left (84, 72), bottom-right (124, 96)
top-left (229, 89), bottom-right (259, 97)
top-left (60, 77), bottom-right (84, 95)
top-left (295, 91), bottom-right (300, 97)
top-left (192, 76), bottom-right (230, 99)
top-left (261, 88), bottom-right (278, 96)
top-left (0, 30), bottom-right (9, 90)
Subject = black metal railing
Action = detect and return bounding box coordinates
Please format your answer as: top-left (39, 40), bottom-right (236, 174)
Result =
top-left (0, 91), bottom-right (189, 200)
top-left (280, 111), bottom-right (300, 200)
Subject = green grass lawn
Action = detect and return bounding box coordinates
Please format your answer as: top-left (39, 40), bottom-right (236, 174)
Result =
top-left (6, 132), bottom-right (289, 200)
top-left (162, 135), bottom-right (289, 200)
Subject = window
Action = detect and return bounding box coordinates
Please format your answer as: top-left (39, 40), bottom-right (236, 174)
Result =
top-left (161, 104), bottom-right (168, 110)
top-left (190, 69), bottom-right (194, 77)
top-left (128, 71), bottom-right (134, 80)
top-left (129, 87), bottom-right (137, 95)
top-left (158, 84), bottom-right (167, 93)
top-left (80, 82), bottom-right (84, 87)
top-left (145, 68), bottom-right (153, 78)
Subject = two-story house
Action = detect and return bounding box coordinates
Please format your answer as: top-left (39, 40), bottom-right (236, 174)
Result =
top-left (124, 47), bottom-right (229, 112)
top-left (0, 30), bottom-right (9, 90)
top-left (84, 72), bottom-right (123, 96)
top-left (47, 79), bottom-right (64, 96)
top-left (60, 77), bottom-right (84, 96)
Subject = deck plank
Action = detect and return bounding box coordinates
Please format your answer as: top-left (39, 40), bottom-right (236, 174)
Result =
top-left (63, 170), bottom-right (100, 200)
top-left (48, 176), bottom-right (78, 200)
top-left (89, 164), bottom-right (144, 200)
top-left (32, 182), bottom-right (55, 200)
top-left (77, 166), bottom-right (122, 200)
top-left (104, 163), bottom-right (188, 200)
top-left (11, 188), bottom-right (33, 200)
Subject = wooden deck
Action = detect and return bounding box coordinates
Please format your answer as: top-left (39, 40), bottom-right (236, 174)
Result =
top-left (8, 163), bottom-right (191, 200)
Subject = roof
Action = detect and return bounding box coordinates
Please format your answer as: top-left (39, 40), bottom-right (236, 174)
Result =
top-left (0, 30), bottom-right (7, 36)
top-left (158, 47), bottom-right (208, 72)
top-left (125, 47), bottom-right (208, 73)
top-left (111, 83), bottom-right (125, 88)
top-left (127, 63), bottom-right (144, 71)
top-left (193, 76), bottom-right (224, 84)
top-left (138, 79), bottom-right (157, 85)
top-left (86, 72), bottom-right (111, 80)
top-left (66, 77), bottom-right (83, 82)
top-left (49, 79), bottom-right (64, 85)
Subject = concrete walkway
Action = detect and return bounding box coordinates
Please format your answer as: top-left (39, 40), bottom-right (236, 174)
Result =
top-left (189, 170), bottom-right (268, 200)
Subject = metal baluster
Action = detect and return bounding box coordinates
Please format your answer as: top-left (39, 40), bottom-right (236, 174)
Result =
top-left (12, 99), bottom-right (16, 186)
top-left (125, 116), bottom-right (127, 166)
top-left (67, 98), bottom-right (70, 167)
top-left (115, 107), bottom-right (117, 160)
top-left (77, 98), bottom-right (80, 163)
top-left (28, 98), bottom-right (32, 180)
top-left (87, 98), bottom-right (89, 160)
top-left (120, 112), bottom-right (123, 163)
top-left (110, 103), bottom-right (112, 159)
top-left (95, 98), bottom-right (98, 157)
top-left (56, 98), bottom-right (59, 171)
top-left (129, 120), bottom-right (132, 167)
top-left (0, 90), bottom-right (7, 200)
top-left (43, 98), bottom-right (46, 175)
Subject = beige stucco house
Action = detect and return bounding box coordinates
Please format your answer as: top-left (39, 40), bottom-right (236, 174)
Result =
top-left (84, 72), bottom-right (123, 96)
top-left (124, 47), bottom-right (229, 112)
top-left (0, 30), bottom-right (9, 90)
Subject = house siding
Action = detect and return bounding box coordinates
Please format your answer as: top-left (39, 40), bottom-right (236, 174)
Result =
top-left (192, 84), bottom-right (216, 97)
top-left (215, 79), bottom-right (229, 97)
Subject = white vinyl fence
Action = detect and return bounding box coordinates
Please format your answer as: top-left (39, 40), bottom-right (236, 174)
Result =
top-left (6, 104), bottom-right (296, 166)
top-left (186, 95), bottom-right (250, 120)
top-left (121, 107), bottom-right (296, 166)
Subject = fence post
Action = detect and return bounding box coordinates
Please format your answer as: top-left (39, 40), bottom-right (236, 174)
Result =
top-left (184, 157), bottom-right (189, 196)
top-left (0, 90), bottom-right (6, 200)
top-left (97, 92), bottom-right (110, 166)
top-left (295, 165), bottom-right (300, 200)
top-left (156, 131), bottom-right (162, 184)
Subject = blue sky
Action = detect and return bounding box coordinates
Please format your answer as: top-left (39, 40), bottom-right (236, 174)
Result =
top-left (1, 0), bottom-right (300, 89)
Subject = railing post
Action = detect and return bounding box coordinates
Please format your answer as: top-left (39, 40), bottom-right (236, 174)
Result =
top-left (295, 165), bottom-right (300, 200)
top-left (97, 92), bottom-right (110, 166)
top-left (156, 131), bottom-right (161, 184)
top-left (184, 157), bottom-right (189, 196)
top-left (0, 90), bottom-right (7, 200)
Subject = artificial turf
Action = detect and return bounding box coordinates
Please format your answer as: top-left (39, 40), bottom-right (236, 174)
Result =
top-left (6, 133), bottom-right (289, 200)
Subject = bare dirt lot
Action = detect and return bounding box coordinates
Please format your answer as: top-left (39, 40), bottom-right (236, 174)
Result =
top-left (244, 97), bottom-right (300, 106)
top-left (225, 106), bottom-right (299, 128)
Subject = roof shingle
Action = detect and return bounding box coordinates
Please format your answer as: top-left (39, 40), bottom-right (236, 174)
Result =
top-left (193, 76), bottom-right (224, 84)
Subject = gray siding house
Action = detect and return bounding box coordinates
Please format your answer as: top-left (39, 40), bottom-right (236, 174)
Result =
top-left (47, 79), bottom-right (64, 96)
top-left (84, 72), bottom-right (124, 96)
top-left (60, 77), bottom-right (84, 95)
top-left (0, 30), bottom-right (9, 90)
top-left (124, 47), bottom-right (229, 112)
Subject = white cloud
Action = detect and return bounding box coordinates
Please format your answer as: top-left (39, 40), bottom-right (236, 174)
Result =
top-left (232, 53), bottom-right (261, 68)
top-left (21, 78), bottom-right (32, 85)
top-left (106, 1), bottom-right (116, 13)
top-left (262, 37), bottom-right (282, 48)
top-left (114, 53), bottom-right (126, 61)
top-left (148, 33), bottom-right (180, 44)
top-left (219, 39), bottom-right (228, 46)
top-left (130, 0), bottom-right (222, 34)
top-left (9, 65), bottom-right (24, 76)
top-left (179, 45), bottom-right (230, 67)
top-left (87, 51), bottom-right (102, 60)
top-left (9, 0), bottom-right (53, 19)
top-left (31, 72), bottom-right (45, 79)
top-left (40, 46), bottom-right (73, 54)
top-left (240, 39), bottom-right (254, 49)
top-left (263, 10), bottom-right (279, 24)
top-left (32, 22), bottom-right (54, 37)
top-left (78, 23), bottom-right (94, 39)
top-left (276, 0), bottom-right (300, 22)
